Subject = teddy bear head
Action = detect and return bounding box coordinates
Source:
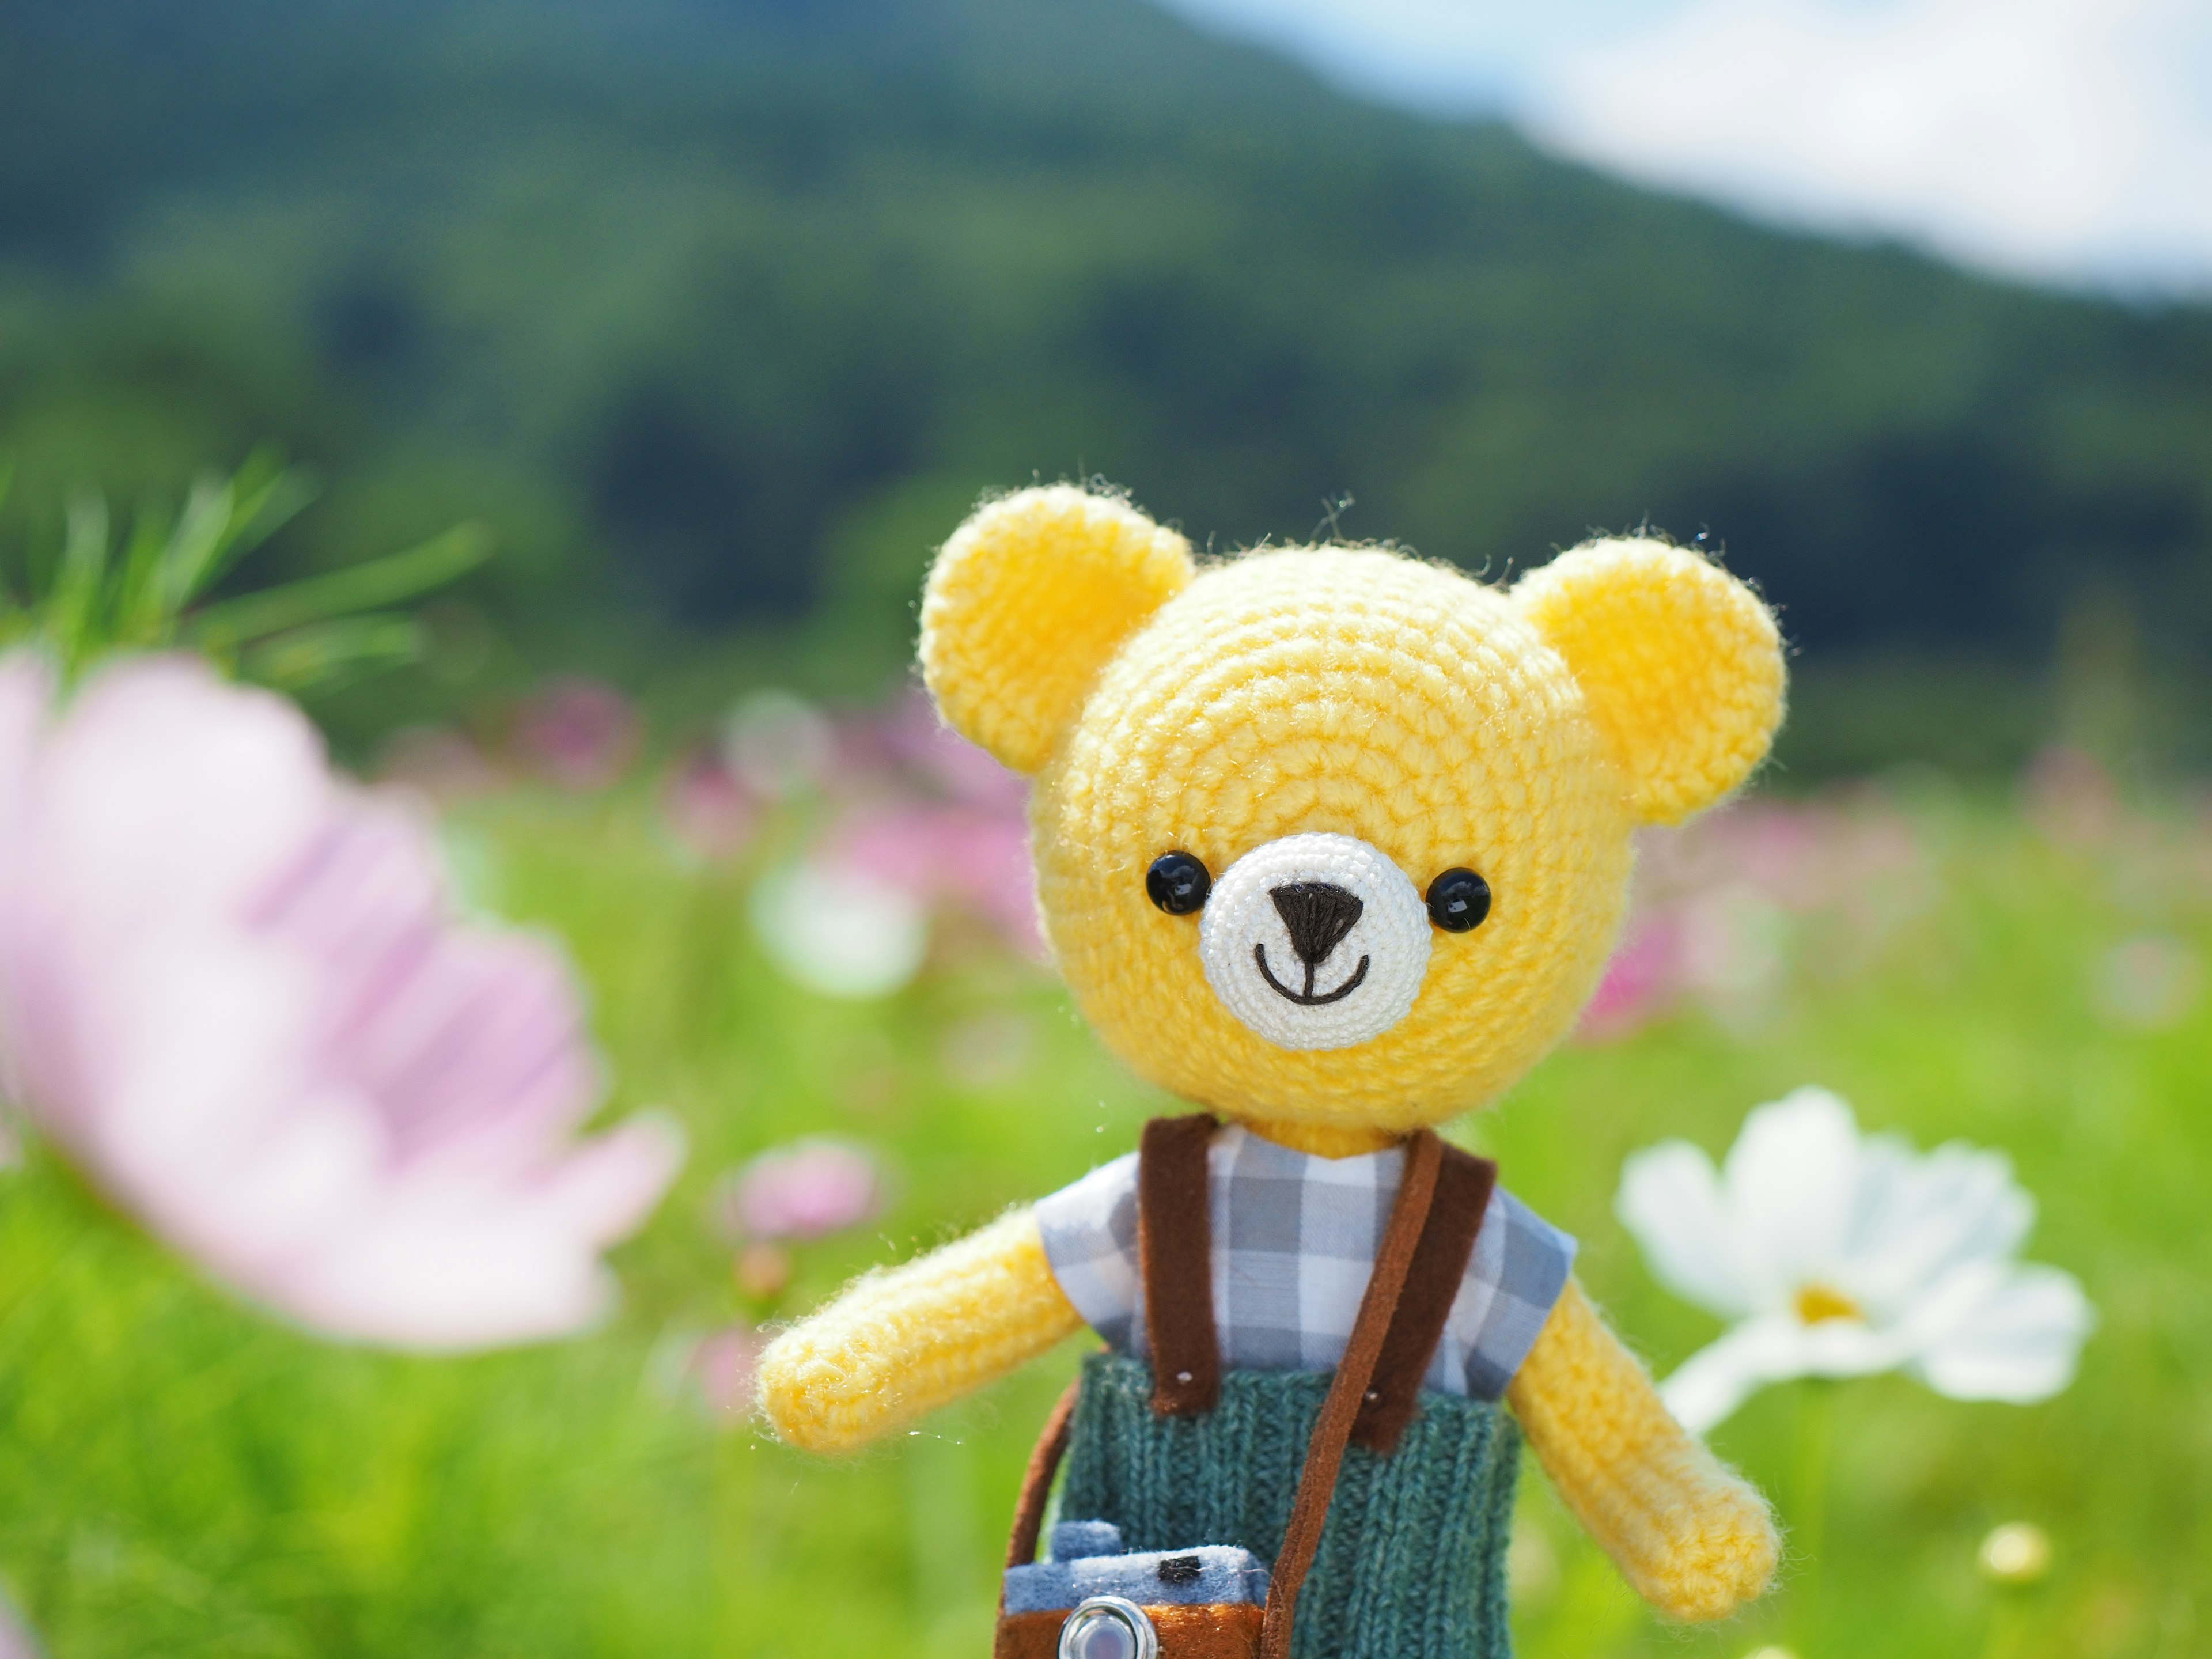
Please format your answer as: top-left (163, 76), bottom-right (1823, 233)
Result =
top-left (920, 486), bottom-right (1783, 1139)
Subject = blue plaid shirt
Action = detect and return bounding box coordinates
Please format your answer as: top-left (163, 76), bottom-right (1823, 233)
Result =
top-left (1035, 1124), bottom-right (1575, 1402)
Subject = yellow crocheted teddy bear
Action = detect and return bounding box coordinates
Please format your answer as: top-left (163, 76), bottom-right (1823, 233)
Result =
top-left (759, 485), bottom-right (1785, 1624)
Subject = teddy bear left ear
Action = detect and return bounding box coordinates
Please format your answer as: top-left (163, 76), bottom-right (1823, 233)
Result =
top-left (1512, 537), bottom-right (1785, 825)
top-left (921, 485), bottom-right (1194, 774)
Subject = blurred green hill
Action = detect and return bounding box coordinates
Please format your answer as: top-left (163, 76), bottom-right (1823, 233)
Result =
top-left (3, 0), bottom-right (2209, 772)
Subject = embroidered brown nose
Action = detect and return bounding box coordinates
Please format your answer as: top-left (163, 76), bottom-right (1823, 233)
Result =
top-left (1270, 882), bottom-right (1363, 967)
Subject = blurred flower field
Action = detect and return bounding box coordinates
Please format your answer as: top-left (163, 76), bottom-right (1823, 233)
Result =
top-left (1, 713), bottom-right (2209, 1657)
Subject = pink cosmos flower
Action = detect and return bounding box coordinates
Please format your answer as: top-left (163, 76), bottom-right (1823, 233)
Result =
top-left (660, 747), bottom-right (759, 863)
top-left (377, 725), bottom-right (502, 805)
top-left (1577, 919), bottom-right (1684, 1041)
top-left (808, 691), bottom-right (1044, 961)
top-left (0, 653), bottom-right (683, 1350)
top-left (1578, 793), bottom-right (1936, 1040)
top-left (744, 692), bottom-right (1046, 994)
top-left (824, 802), bottom-right (1043, 960)
top-left (509, 676), bottom-right (641, 791)
top-left (716, 1138), bottom-right (884, 1242)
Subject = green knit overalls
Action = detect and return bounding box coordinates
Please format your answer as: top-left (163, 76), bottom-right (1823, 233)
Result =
top-left (1050, 1117), bottom-right (1522, 1659)
top-left (1059, 1357), bottom-right (1520, 1659)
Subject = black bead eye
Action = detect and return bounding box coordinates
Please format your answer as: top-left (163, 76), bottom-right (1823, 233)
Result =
top-left (1146, 851), bottom-right (1211, 915)
top-left (1426, 868), bottom-right (1491, 932)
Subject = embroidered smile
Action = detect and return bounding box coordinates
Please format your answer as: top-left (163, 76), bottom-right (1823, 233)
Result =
top-left (1254, 943), bottom-right (1371, 1005)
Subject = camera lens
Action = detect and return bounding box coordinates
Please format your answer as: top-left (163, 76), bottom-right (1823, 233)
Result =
top-left (1066, 1615), bottom-right (1134, 1659)
top-left (1058, 1597), bottom-right (1158, 1659)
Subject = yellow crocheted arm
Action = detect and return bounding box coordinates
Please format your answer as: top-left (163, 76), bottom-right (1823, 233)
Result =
top-left (756, 1208), bottom-right (1085, 1455)
top-left (1506, 1279), bottom-right (1779, 1622)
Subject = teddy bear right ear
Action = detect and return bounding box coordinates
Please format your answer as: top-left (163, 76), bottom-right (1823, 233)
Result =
top-left (1512, 537), bottom-right (1785, 825)
top-left (920, 486), bottom-right (1194, 775)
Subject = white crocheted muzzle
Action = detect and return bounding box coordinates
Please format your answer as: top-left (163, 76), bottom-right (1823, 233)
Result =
top-left (1196, 832), bottom-right (1431, 1051)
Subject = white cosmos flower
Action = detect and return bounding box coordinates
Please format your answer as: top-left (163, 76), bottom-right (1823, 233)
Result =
top-left (749, 859), bottom-right (929, 999)
top-left (1618, 1087), bottom-right (2094, 1433)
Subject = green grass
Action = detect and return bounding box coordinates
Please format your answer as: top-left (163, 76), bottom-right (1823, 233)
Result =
top-left (1, 787), bottom-right (2207, 1657)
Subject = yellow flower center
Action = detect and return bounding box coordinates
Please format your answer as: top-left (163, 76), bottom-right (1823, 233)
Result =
top-left (1793, 1282), bottom-right (1863, 1325)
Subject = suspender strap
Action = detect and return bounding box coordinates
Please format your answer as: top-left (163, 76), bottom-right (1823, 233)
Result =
top-left (1254, 1128), bottom-right (1440, 1659)
top-left (1351, 1143), bottom-right (1497, 1453)
top-left (1139, 1113), bottom-right (1222, 1416)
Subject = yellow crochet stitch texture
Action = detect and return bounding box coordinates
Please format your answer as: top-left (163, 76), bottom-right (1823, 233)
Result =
top-left (757, 1211), bottom-right (1081, 1455)
top-left (758, 485), bottom-right (1785, 1622)
top-left (1036, 546), bottom-right (1632, 1133)
top-left (919, 484), bottom-right (1194, 778)
top-left (1513, 539), bottom-right (1786, 827)
top-left (1508, 1280), bottom-right (1781, 1621)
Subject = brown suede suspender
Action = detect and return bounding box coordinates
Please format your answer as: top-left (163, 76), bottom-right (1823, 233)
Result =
top-left (1351, 1142), bottom-right (1495, 1452)
top-left (1140, 1113), bottom-right (1225, 1416)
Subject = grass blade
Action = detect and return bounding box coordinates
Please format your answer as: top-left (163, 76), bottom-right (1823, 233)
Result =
top-left (195, 450), bottom-right (321, 595)
top-left (239, 614), bottom-right (426, 692)
top-left (115, 500), bottom-right (181, 645)
top-left (153, 474), bottom-right (238, 618)
top-left (190, 522), bottom-right (493, 647)
top-left (47, 493), bottom-right (112, 667)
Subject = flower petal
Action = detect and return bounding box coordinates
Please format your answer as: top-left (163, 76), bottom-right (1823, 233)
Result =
top-left (0, 652), bottom-right (48, 815)
top-left (1615, 1139), bottom-right (1756, 1318)
top-left (0, 650), bottom-right (683, 1350)
top-left (1661, 1309), bottom-right (1908, 1431)
top-left (1659, 1315), bottom-right (1813, 1432)
top-left (1909, 1263), bottom-right (2094, 1403)
top-left (59, 930), bottom-right (387, 1273)
top-left (34, 657), bottom-right (331, 929)
top-left (252, 801), bottom-right (605, 1166)
top-left (1718, 1086), bottom-right (1863, 1307)
top-left (264, 1113), bottom-right (686, 1350)
top-left (530, 1111), bottom-right (689, 1247)
top-left (750, 859), bottom-right (929, 998)
top-left (1843, 1136), bottom-right (2033, 1318)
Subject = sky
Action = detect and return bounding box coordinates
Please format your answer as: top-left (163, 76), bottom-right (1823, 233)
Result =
top-left (1153, 0), bottom-right (2212, 298)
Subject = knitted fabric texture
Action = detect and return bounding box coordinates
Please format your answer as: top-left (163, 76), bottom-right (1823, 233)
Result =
top-left (920, 486), bottom-right (1194, 777)
top-left (1197, 833), bottom-right (1432, 1050)
top-left (1061, 1354), bottom-right (1519, 1659)
top-left (919, 486), bottom-right (1783, 1132)
top-left (1505, 1280), bottom-right (1778, 1620)
top-left (756, 1210), bottom-right (1082, 1455)
top-left (1032, 544), bottom-right (1627, 1132)
top-left (1511, 539), bottom-right (1784, 827)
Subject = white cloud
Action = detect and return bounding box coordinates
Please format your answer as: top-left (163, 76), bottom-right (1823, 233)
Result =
top-left (1150, 0), bottom-right (2212, 295)
top-left (1527, 0), bottom-right (2212, 294)
top-left (1153, 0), bottom-right (1659, 110)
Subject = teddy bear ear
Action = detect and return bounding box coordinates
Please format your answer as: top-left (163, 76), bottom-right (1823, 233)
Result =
top-left (1512, 537), bottom-right (1786, 825)
top-left (920, 485), bottom-right (1194, 774)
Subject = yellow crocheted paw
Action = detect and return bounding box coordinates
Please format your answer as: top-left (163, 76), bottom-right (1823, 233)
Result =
top-left (920, 484), bottom-right (1194, 775)
top-left (1508, 1280), bottom-right (1778, 1622)
top-left (1638, 1474), bottom-right (1782, 1623)
top-left (1513, 537), bottom-right (1784, 825)
top-left (756, 1209), bottom-right (1084, 1455)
